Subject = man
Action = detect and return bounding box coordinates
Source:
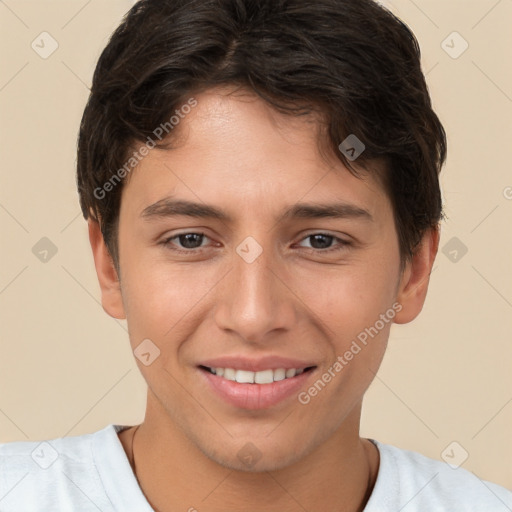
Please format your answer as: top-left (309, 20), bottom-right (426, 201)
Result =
top-left (1, 0), bottom-right (511, 510)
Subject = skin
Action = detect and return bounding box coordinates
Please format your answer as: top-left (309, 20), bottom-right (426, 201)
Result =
top-left (89, 85), bottom-right (439, 512)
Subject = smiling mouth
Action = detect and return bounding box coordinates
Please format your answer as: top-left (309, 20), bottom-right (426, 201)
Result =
top-left (199, 365), bottom-right (316, 384)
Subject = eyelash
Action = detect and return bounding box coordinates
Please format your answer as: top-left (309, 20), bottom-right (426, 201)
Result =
top-left (160, 232), bottom-right (352, 255)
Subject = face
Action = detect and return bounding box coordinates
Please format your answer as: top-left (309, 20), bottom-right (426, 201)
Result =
top-left (91, 86), bottom-right (433, 472)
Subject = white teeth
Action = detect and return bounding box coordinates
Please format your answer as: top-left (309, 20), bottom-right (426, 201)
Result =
top-left (207, 366), bottom-right (306, 384)
top-left (273, 368), bottom-right (286, 381)
top-left (223, 368), bottom-right (236, 380)
top-left (235, 370), bottom-right (255, 383)
top-left (254, 369), bottom-right (274, 384)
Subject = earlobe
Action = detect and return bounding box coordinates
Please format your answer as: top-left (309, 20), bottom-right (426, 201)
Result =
top-left (393, 226), bottom-right (440, 324)
top-left (88, 219), bottom-right (126, 320)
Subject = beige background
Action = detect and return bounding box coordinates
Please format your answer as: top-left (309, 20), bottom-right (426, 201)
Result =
top-left (0, 0), bottom-right (511, 489)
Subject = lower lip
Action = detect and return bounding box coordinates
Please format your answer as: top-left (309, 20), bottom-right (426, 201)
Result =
top-left (199, 368), bottom-right (315, 410)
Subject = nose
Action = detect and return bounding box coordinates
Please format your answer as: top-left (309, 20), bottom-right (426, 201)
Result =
top-left (213, 240), bottom-right (297, 344)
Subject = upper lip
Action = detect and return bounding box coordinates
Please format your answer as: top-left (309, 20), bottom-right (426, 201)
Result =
top-left (198, 356), bottom-right (317, 373)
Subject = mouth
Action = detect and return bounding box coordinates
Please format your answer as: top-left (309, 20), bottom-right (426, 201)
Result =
top-left (197, 363), bottom-right (317, 410)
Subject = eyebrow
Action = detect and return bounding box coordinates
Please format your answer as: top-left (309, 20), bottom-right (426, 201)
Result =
top-left (140, 197), bottom-right (373, 223)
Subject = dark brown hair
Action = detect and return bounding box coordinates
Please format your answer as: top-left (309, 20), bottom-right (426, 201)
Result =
top-left (77, 0), bottom-right (446, 270)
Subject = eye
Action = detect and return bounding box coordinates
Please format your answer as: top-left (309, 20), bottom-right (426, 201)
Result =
top-left (296, 233), bottom-right (351, 253)
top-left (160, 231), bottom-right (351, 255)
top-left (161, 232), bottom-right (211, 252)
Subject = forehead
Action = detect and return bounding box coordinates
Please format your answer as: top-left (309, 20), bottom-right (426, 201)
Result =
top-left (121, 86), bottom-right (391, 224)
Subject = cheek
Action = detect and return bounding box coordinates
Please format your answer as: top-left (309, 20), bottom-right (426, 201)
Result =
top-left (299, 260), bottom-right (399, 340)
top-left (119, 252), bottom-right (220, 345)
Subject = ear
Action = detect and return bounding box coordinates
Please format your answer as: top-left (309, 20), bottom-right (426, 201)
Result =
top-left (88, 219), bottom-right (126, 320)
top-left (393, 226), bottom-right (440, 324)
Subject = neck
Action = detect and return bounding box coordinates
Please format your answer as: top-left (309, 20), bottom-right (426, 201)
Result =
top-left (122, 393), bottom-right (379, 512)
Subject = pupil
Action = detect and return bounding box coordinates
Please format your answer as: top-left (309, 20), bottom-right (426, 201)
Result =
top-left (310, 234), bottom-right (332, 249)
top-left (180, 233), bottom-right (203, 249)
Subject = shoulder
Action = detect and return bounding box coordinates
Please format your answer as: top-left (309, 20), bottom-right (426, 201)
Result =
top-left (366, 440), bottom-right (512, 512)
top-left (0, 424), bottom-right (124, 512)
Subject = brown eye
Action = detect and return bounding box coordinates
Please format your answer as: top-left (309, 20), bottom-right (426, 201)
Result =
top-left (162, 232), bottom-right (210, 252)
top-left (297, 233), bottom-right (351, 253)
top-left (307, 234), bottom-right (334, 249)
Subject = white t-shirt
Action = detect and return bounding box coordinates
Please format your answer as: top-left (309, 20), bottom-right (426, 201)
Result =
top-left (1, 424), bottom-right (511, 511)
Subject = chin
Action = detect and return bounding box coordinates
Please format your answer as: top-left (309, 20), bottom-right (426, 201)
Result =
top-left (210, 447), bottom-right (300, 473)
top-left (195, 432), bottom-right (315, 473)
